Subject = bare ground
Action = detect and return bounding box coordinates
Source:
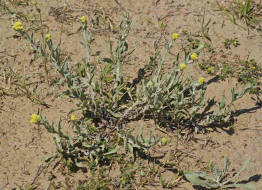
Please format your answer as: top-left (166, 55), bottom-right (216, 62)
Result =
top-left (0, 0), bottom-right (262, 189)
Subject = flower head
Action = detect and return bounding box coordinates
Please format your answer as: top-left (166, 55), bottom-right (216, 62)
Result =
top-left (45, 33), bottom-right (51, 42)
top-left (70, 115), bottom-right (77, 121)
top-left (233, 40), bottom-right (239, 47)
top-left (190, 53), bottom-right (198, 60)
top-left (207, 67), bottom-right (212, 73)
top-left (198, 77), bottom-right (205, 85)
top-left (179, 63), bottom-right (186, 71)
top-left (172, 33), bottom-right (179, 40)
top-left (161, 137), bottom-right (167, 145)
top-left (13, 21), bottom-right (23, 31)
top-left (30, 114), bottom-right (40, 124)
top-left (80, 16), bottom-right (87, 23)
top-left (147, 80), bottom-right (153, 87)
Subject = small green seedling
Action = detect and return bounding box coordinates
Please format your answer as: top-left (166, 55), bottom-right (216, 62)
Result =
top-left (184, 158), bottom-right (256, 189)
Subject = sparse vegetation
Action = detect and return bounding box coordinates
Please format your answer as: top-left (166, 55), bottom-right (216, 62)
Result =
top-left (0, 0), bottom-right (261, 189)
top-left (217, 0), bottom-right (262, 31)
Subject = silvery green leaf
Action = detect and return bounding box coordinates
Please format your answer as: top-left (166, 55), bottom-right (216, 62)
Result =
top-left (53, 135), bottom-right (63, 152)
top-left (82, 142), bottom-right (92, 148)
top-left (209, 161), bottom-right (214, 172)
top-left (75, 161), bottom-right (85, 168)
top-left (128, 143), bottom-right (133, 154)
top-left (138, 125), bottom-right (144, 137)
top-left (103, 146), bottom-right (120, 156)
top-left (128, 135), bottom-right (135, 145)
top-left (221, 158), bottom-right (229, 178)
top-left (107, 109), bottom-right (122, 118)
top-left (222, 157), bottom-right (250, 185)
top-left (223, 183), bottom-right (256, 190)
top-left (220, 94), bottom-right (226, 109)
top-left (184, 172), bottom-right (218, 188)
top-left (215, 166), bottom-right (221, 182)
top-left (44, 155), bottom-right (55, 162)
top-left (147, 131), bottom-right (153, 144)
top-left (230, 88), bottom-right (237, 102)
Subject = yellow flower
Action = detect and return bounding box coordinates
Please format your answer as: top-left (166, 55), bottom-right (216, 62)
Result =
top-left (147, 80), bottom-right (153, 87)
top-left (66, 158), bottom-right (73, 167)
top-left (30, 114), bottom-right (40, 124)
top-left (179, 63), bottom-right (186, 71)
top-left (13, 21), bottom-right (23, 31)
top-left (45, 33), bottom-right (51, 42)
top-left (198, 77), bottom-right (205, 85)
top-left (70, 115), bottom-right (77, 121)
top-left (251, 66), bottom-right (256, 70)
top-left (207, 67), bottom-right (212, 73)
top-left (101, 183), bottom-right (106, 188)
top-left (199, 44), bottom-right (204, 49)
top-left (233, 40), bottom-right (239, 46)
top-left (190, 53), bottom-right (198, 60)
top-left (172, 33), bottom-right (179, 40)
top-left (161, 137), bottom-right (167, 145)
top-left (80, 16), bottom-right (86, 23)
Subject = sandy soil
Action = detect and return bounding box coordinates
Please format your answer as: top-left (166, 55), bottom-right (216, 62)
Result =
top-left (0, 0), bottom-right (262, 189)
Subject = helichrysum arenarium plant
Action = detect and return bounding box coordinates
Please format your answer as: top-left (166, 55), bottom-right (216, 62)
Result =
top-left (15, 13), bottom-right (252, 169)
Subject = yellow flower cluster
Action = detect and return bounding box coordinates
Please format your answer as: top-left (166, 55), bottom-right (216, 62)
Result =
top-left (233, 40), bottom-right (238, 46)
top-left (80, 16), bottom-right (87, 23)
top-left (71, 115), bottom-right (77, 121)
top-left (45, 33), bottom-right (51, 42)
top-left (172, 33), bottom-right (179, 40)
top-left (13, 21), bottom-right (23, 31)
top-left (147, 80), bottom-right (153, 87)
top-left (190, 53), bottom-right (198, 60)
top-left (198, 77), bottom-right (205, 85)
top-left (161, 137), bottom-right (167, 145)
top-left (30, 114), bottom-right (40, 124)
top-left (179, 63), bottom-right (186, 71)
